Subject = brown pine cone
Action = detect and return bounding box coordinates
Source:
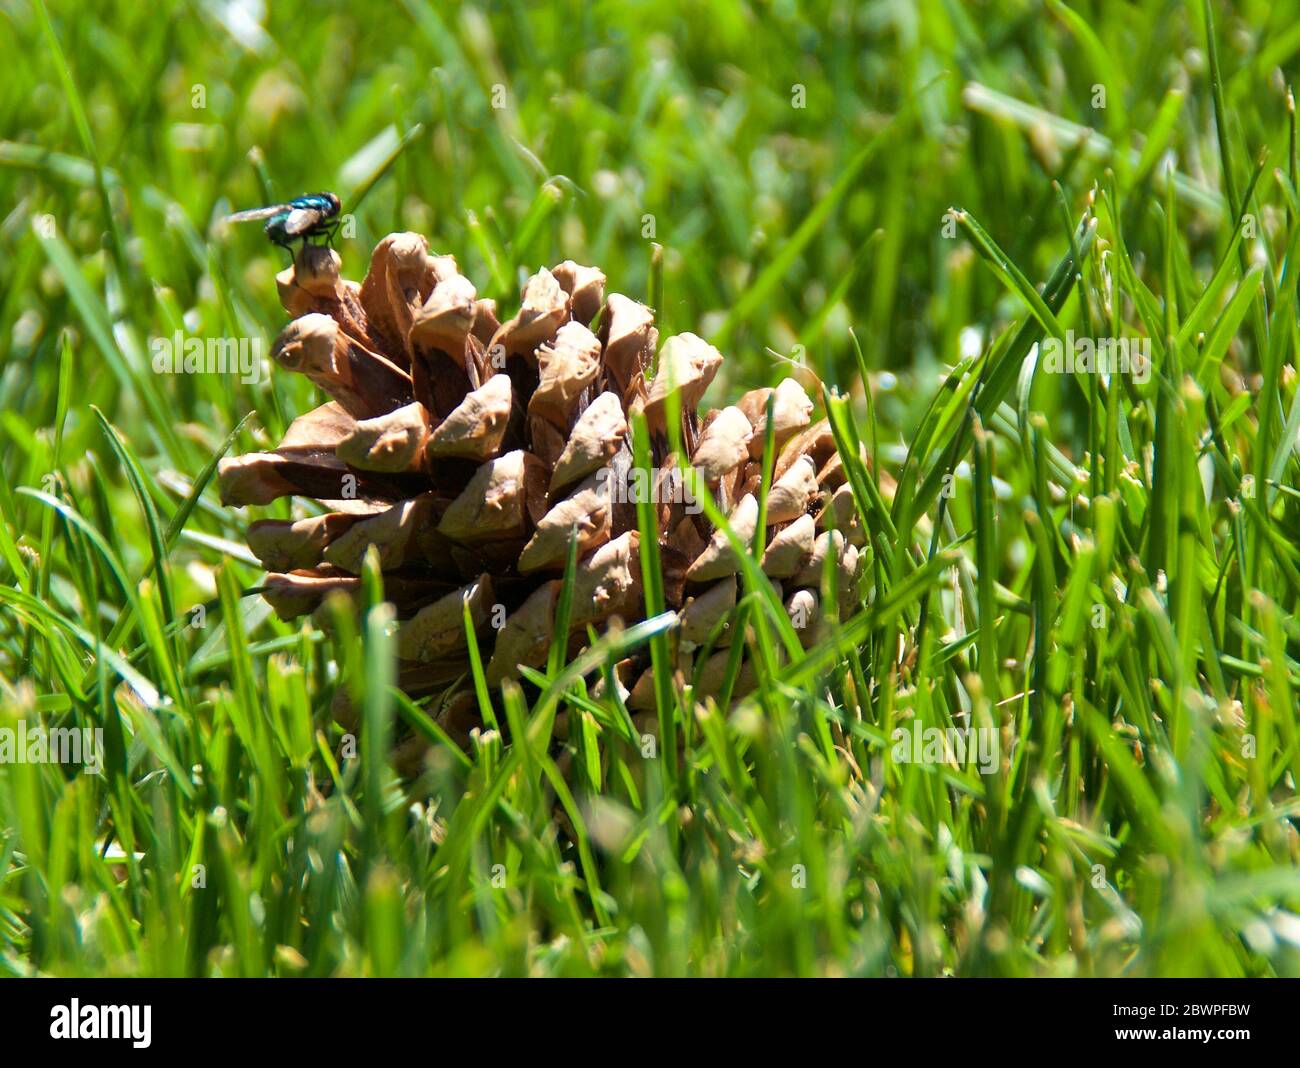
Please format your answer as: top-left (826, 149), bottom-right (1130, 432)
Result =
top-left (218, 234), bottom-right (864, 733)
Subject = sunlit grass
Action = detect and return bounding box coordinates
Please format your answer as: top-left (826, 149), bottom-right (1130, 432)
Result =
top-left (0, 0), bottom-right (1298, 977)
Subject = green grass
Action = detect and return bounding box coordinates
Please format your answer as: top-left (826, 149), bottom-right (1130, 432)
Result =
top-left (1, 0), bottom-right (1299, 976)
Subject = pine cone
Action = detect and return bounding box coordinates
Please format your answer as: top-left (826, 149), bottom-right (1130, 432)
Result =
top-left (218, 235), bottom-right (864, 731)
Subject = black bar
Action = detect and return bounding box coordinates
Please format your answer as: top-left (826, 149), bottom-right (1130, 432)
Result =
top-left (5, 977), bottom-right (1292, 1052)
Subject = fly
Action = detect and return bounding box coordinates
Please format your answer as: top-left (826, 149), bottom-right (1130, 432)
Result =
top-left (225, 191), bottom-right (342, 251)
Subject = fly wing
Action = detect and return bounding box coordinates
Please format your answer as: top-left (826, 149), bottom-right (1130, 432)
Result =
top-left (226, 205), bottom-right (291, 224)
top-left (283, 206), bottom-right (325, 236)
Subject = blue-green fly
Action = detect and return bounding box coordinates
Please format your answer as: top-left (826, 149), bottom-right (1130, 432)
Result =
top-left (225, 191), bottom-right (342, 250)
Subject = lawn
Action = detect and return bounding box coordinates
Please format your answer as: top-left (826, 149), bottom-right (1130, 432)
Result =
top-left (0, 0), bottom-right (1298, 977)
